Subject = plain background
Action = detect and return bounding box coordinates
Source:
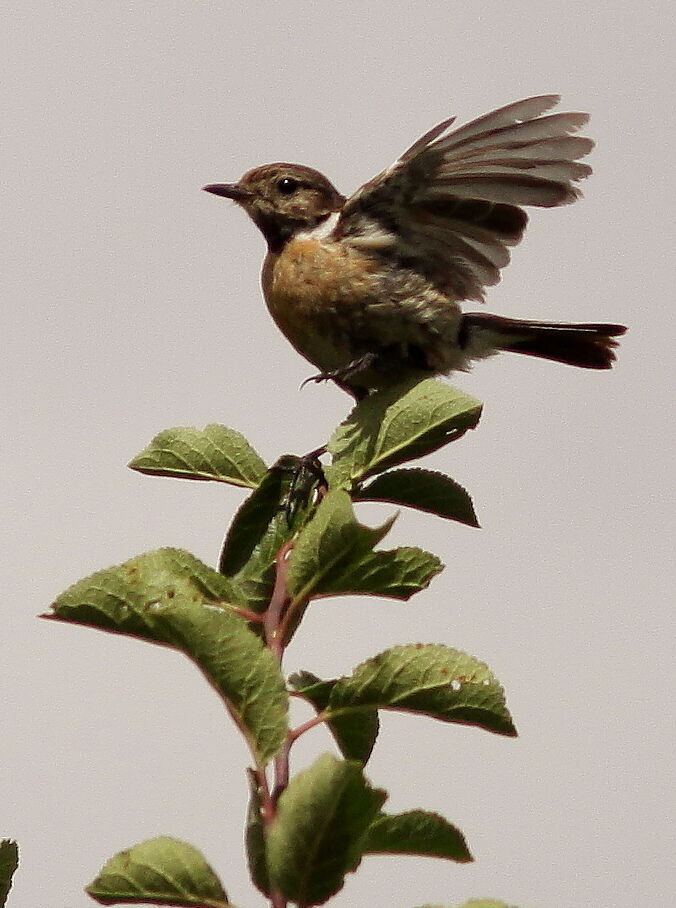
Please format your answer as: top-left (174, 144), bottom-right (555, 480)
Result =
top-left (3, 2), bottom-right (674, 906)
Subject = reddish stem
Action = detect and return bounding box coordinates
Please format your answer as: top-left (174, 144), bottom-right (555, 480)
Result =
top-left (263, 540), bottom-right (294, 663)
top-left (253, 766), bottom-right (275, 828)
top-left (289, 712), bottom-right (328, 742)
top-left (231, 606), bottom-right (265, 624)
top-left (261, 540), bottom-right (300, 908)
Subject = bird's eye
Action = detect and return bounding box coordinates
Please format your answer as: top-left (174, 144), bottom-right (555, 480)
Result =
top-left (277, 177), bottom-right (300, 195)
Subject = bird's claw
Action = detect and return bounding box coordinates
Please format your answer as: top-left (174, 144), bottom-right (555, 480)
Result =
top-left (300, 371), bottom-right (332, 390)
top-left (300, 354), bottom-right (378, 391)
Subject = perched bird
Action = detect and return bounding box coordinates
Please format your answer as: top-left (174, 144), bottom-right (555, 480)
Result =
top-left (205, 95), bottom-right (625, 399)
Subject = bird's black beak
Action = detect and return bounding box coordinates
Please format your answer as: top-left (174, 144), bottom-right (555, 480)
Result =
top-left (203, 182), bottom-right (250, 201)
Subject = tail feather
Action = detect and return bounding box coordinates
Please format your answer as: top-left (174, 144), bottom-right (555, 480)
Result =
top-left (460, 313), bottom-right (627, 369)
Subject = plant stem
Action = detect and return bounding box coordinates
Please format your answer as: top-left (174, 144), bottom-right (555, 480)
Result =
top-left (232, 606), bottom-right (265, 624)
top-left (272, 739), bottom-right (291, 800)
top-left (266, 541), bottom-right (294, 803)
top-left (263, 541), bottom-right (298, 908)
top-left (288, 712), bottom-right (328, 742)
top-left (264, 540), bottom-right (294, 663)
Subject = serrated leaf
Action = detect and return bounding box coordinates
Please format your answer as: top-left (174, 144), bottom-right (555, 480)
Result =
top-left (356, 468), bottom-right (479, 527)
top-left (219, 461), bottom-right (294, 575)
top-left (46, 549), bottom-right (288, 763)
top-left (289, 671), bottom-right (379, 764)
top-left (328, 645), bottom-right (516, 737)
top-left (45, 548), bottom-right (244, 636)
top-left (452, 902), bottom-right (518, 908)
top-left (267, 753), bottom-right (387, 906)
top-left (286, 490), bottom-right (395, 607)
top-left (326, 379), bottom-right (482, 489)
top-left (0, 840), bottom-right (18, 908)
top-left (317, 546), bottom-right (443, 601)
top-left (363, 810), bottom-right (472, 862)
top-left (146, 599), bottom-right (289, 764)
top-left (245, 770), bottom-right (270, 897)
top-left (218, 459), bottom-right (309, 613)
top-left (410, 903), bottom-right (516, 908)
top-left (86, 836), bottom-right (233, 906)
top-left (129, 424), bottom-right (266, 488)
top-left (410, 904), bottom-right (517, 908)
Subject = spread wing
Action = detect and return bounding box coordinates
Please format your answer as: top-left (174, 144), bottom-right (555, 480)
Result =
top-left (335, 95), bottom-right (593, 301)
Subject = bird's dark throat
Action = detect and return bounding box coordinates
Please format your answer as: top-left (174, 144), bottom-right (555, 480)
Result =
top-left (258, 211), bottom-right (335, 254)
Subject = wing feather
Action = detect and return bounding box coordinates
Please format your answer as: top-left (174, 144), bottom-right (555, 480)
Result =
top-left (399, 116), bottom-right (457, 162)
top-left (336, 95), bottom-right (593, 300)
top-left (434, 159), bottom-right (592, 182)
top-left (454, 135), bottom-right (593, 162)
top-left (437, 94), bottom-right (561, 145)
top-left (440, 111), bottom-right (589, 153)
top-left (426, 174), bottom-right (580, 206)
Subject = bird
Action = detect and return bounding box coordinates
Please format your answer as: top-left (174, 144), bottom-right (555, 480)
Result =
top-left (204, 95), bottom-right (626, 400)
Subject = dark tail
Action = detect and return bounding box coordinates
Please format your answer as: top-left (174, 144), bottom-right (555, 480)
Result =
top-left (460, 313), bottom-right (627, 369)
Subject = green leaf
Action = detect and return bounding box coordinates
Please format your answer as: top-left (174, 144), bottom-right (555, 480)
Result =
top-left (289, 671), bottom-right (379, 764)
top-left (219, 462), bottom-right (293, 586)
top-left (363, 810), bottom-right (472, 862)
top-left (128, 424), bottom-right (266, 488)
top-left (452, 902), bottom-right (519, 908)
top-left (356, 468), bottom-right (479, 527)
top-left (46, 549), bottom-right (288, 764)
top-left (218, 458), bottom-right (315, 614)
top-left (410, 899), bottom-right (514, 908)
top-left (245, 770), bottom-right (270, 897)
top-left (146, 599), bottom-right (289, 764)
top-left (45, 548), bottom-right (244, 635)
top-left (86, 836), bottom-right (233, 906)
top-left (317, 546), bottom-right (443, 601)
top-left (267, 753), bottom-right (387, 906)
top-left (0, 840), bottom-right (19, 908)
top-left (328, 645), bottom-right (516, 737)
top-left (219, 462), bottom-right (292, 576)
top-left (326, 379), bottom-right (482, 489)
top-left (286, 490), bottom-right (395, 607)
top-left (410, 904), bottom-right (517, 908)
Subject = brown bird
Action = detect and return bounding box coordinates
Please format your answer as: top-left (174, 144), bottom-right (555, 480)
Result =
top-left (205, 95), bottom-right (625, 399)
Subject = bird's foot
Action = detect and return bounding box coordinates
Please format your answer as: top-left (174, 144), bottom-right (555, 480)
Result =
top-left (300, 353), bottom-right (378, 392)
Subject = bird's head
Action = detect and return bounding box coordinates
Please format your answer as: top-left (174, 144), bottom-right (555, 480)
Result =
top-left (204, 163), bottom-right (345, 251)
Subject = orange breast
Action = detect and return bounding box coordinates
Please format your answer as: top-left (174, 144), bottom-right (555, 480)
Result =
top-left (261, 236), bottom-right (380, 372)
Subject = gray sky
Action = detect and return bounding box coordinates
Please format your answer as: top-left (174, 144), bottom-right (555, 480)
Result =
top-left (3, 2), bottom-right (673, 906)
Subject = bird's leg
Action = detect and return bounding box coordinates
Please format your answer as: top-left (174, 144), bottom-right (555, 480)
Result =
top-left (300, 352), bottom-right (378, 395)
